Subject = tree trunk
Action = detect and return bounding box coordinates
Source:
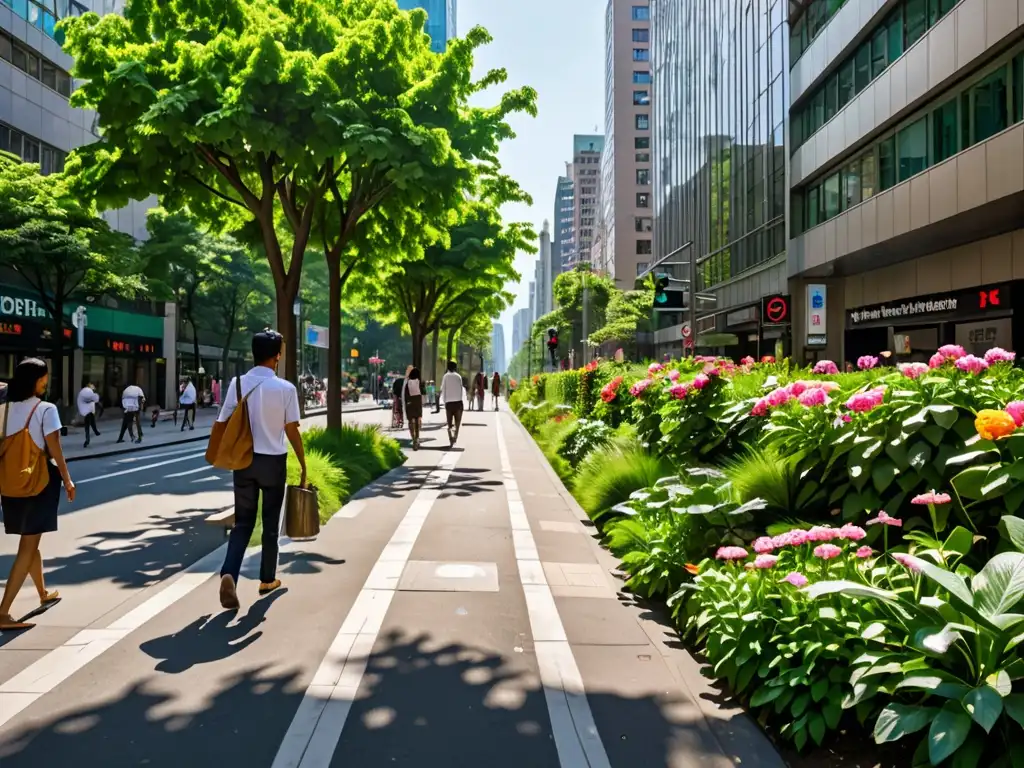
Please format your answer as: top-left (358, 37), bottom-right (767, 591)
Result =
top-left (445, 327), bottom-right (456, 364)
top-left (51, 298), bottom-right (65, 405)
top-left (410, 320), bottom-right (425, 371)
top-left (274, 287), bottom-right (298, 389)
top-left (430, 327), bottom-right (439, 383)
top-left (325, 256), bottom-right (343, 431)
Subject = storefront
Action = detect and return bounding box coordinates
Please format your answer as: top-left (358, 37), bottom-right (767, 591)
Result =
top-left (693, 294), bottom-right (793, 361)
top-left (845, 282), bottom-right (1023, 363)
top-left (81, 332), bottom-right (164, 409)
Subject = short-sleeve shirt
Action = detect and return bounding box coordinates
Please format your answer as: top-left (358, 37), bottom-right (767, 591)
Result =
top-left (77, 387), bottom-right (99, 416)
top-left (216, 366), bottom-right (300, 456)
top-left (1, 397), bottom-right (62, 452)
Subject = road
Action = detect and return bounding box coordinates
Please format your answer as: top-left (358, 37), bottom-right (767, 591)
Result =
top-left (0, 405), bottom-right (782, 768)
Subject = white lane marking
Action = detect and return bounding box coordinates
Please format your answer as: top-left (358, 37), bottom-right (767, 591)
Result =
top-left (139, 482), bottom-right (155, 488)
top-left (75, 452), bottom-right (207, 485)
top-left (271, 451), bottom-right (460, 768)
top-left (495, 416), bottom-right (611, 768)
top-left (115, 445), bottom-right (211, 463)
top-left (0, 542), bottom-right (237, 726)
top-left (164, 465), bottom-right (221, 479)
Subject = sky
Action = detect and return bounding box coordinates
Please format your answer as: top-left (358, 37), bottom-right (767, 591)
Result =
top-left (458, 0), bottom-right (604, 364)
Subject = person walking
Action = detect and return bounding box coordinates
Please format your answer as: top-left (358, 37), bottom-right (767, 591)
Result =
top-left (216, 330), bottom-right (306, 610)
top-left (491, 372), bottom-right (501, 411)
top-left (474, 371), bottom-right (486, 411)
top-left (390, 372), bottom-right (405, 430)
top-left (117, 382), bottom-right (145, 444)
top-left (179, 377), bottom-right (197, 431)
top-left (426, 380), bottom-right (436, 412)
top-left (76, 379), bottom-right (101, 448)
top-left (0, 358), bottom-right (75, 630)
top-left (404, 367), bottom-right (424, 450)
top-left (440, 361), bottom-right (465, 447)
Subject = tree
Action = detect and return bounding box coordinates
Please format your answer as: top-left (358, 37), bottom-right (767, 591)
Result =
top-left (0, 152), bottom-right (142, 404)
top-left (204, 242), bottom-right (271, 377)
top-left (588, 289), bottom-right (653, 357)
top-left (62, 0), bottom-right (537, 431)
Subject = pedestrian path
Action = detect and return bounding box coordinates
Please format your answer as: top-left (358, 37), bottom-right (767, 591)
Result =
top-left (0, 409), bottom-right (784, 768)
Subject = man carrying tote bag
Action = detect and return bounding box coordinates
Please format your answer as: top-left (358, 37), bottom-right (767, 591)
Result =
top-left (206, 329), bottom-right (307, 610)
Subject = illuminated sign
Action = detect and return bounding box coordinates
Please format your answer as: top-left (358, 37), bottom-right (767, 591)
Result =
top-left (0, 323), bottom-right (23, 335)
top-left (848, 283), bottom-right (1012, 328)
top-left (760, 294), bottom-right (791, 324)
top-left (105, 339), bottom-right (158, 355)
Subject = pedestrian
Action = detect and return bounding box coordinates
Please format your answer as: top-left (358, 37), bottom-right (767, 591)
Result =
top-left (474, 371), bottom-right (486, 411)
top-left (76, 378), bottom-right (101, 448)
top-left (212, 378), bottom-right (221, 406)
top-left (391, 370), bottom-right (406, 429)
top-left (215, 329), bottom-right (306, 610)
top-left (179, 377), bottom-right (197, 431)
top-left (404, 367), bottom-right (424, 451)
top-left (0, 358), bottom-right (75, 631)
top-left (117, 381), bottom-right (145, 444)
top-left (491, 371), bottom-right (501, 411)
top-left (426, 380), bottom-right (436, 411)
top-left (440, 360), bottom-right (465, 447)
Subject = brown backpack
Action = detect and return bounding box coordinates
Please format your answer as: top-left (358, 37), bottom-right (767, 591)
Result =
top-left (205, 377), bottom-right (264, 471)
top-left (0, 401), bottom-right (50, 498)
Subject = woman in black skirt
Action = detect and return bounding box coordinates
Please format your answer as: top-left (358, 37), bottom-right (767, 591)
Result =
top-left (0, 358), bottom-right (75, 631)
top-left (404, 367), bottom-right (424, 450)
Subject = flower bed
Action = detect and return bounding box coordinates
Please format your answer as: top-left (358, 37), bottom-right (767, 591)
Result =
top-left (512, 347), bottom-right (1024, 766)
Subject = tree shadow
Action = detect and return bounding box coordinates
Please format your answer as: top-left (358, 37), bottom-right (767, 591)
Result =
top-left (276, 551), bottom-right (346, 575)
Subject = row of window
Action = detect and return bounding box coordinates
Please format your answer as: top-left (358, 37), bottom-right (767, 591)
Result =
top-left (637, 239), bottom-right (652, 254)
top-left (789, 0), bottom-right (847, 67)
top-left (0, 30), bottom-right (71, 97)
top-left (633, 71), bottom-right (651, 85)
top-left (637, 169), bottom-right (650, 185)
top-left (792, 0), bottom-right (959, 152)
top-left (632, 28), bottom-right (649, 43)
top-left (636, 114), bottom-right (649, 130)
top-left (633, 48), bottom-right (649, 62)
top-left (635, 217), bottom-right (653, 232)
top-left (633, 89), bottom-right (650, 105)
top-left (631, 5), bottom-right (650, 21)
top-left (0, 122), bottom-right (67, 174)
top-left (0, 0), bottom-right (88, 43)
top-left (793, 52), bottom-right (1024, 235)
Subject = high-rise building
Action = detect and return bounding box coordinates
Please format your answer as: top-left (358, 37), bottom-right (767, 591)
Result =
top-left (650, 0), bottom-right (788, 360)
top-left (571, 134), bottom-right (605, 267)
top-left (538, 221), bottom-right (555, 317)
top-left (491, 322), bottom-right (506, 374)
top-left (788, 0), bottom-right (1024, 365)
top-left (395, 0), bottom-right (457, 53)
top-left (528, 280), bottom-right (536, 324)
top-left (601, 0), bottom-right (653, 287)
top-left (553, 171), bottom-right (575, 272)
top-left (512, 306), bottom-right (533, 358)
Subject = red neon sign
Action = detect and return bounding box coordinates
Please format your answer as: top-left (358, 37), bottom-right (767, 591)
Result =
top-left (979, 289), bottom-right (1001, 309)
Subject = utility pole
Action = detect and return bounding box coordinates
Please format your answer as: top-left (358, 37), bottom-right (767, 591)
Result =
top-left (581, 267), bottom-right (590, 366)
top-left (687, 247), bottom-right (696, 358)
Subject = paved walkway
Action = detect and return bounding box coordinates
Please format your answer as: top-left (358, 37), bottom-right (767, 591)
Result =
top-left (0, 408), bottom-right (783, 767)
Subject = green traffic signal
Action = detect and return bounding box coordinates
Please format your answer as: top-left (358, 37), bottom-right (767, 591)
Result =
top-left (654, 274), bottom-right (670, 305)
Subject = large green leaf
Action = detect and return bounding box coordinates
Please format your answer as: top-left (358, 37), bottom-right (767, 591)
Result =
top-left (1004, 694), bottom-right (1024, 728)
top-left (928, 701), bottom-right (973, 765)
top-left (908, 441), bottom-right (933, 470)
top-left (962, 685), bottom-right (1003, 733)
top-left (952, 464), bottom-right (1001, 501)
top-left (803, 580), bottom-right (900, 602)
top-left (872, 459), bottom-right (899, 494)
top-left (873, 703), bottom-right (939, 743)
top-left (972, 552), bottom-right (1024, 619)
top-left (999, 516), bottom-right (1024, 553)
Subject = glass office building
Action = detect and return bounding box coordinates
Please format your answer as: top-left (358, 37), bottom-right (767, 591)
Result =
top-left (651, 0), bottom-right (789, 358)
top-left (396, 0), bottom-right (457, 53)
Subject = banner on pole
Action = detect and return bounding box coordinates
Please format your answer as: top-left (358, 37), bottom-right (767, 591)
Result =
top-left (305, 323), bottom-right (329, 349)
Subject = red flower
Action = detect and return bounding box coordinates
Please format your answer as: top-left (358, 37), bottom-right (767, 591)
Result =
top-left (600, 376), bottom-right (624, 403)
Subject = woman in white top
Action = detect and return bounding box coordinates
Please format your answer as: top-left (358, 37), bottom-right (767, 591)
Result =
top-left (403, 367), bottom-right (424, 451)
top-left (0, 358), bottom-right (76, 631)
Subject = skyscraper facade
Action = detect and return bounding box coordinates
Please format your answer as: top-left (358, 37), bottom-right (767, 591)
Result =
top-left (553, 171), bottom-right (575, 271)
top-left (572, 134), bottom-right (605, 267)
top-left (395, 0), bottom-right (457, 53)
top-left (491, 322), bottom-right (506, 374)
top-left (538, 220), bottom-right (555, 317)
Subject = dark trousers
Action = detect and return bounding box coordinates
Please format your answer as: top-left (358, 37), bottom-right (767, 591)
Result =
top-left (117, 410), bottom-right (142, 442)
top-left (181, 404), bottom-right (196, 429)
top-left (83, 412), bottom-right (100, 445)
top-left (221, 453), bottom-right (287, 584)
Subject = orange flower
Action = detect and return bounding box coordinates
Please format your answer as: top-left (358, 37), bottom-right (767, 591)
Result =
top-left (976, 409), bottom-right (1017, 441)
top-left (684, 563), bottom-right (701, 575)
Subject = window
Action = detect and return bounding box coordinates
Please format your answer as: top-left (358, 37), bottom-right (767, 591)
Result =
top-left (631, 5), bottom-right (650, 20)
top-left (861, 152), bottom-right (877, 198)
top-left (633, 71), bottom-right (652, 84)
top-left (633, 90), bottom-right (650, 105)
top-left (807, 186), bottom-right (821, 228)
top-left (966, 67), bottom-right (1009, 146)
top-left (636, 262), bottom-right (650, 276)
top-left (636, 240), bottom-right (652, 255)
top-left (635, 114), bottom-right (649, 130)
top-left (870, 27), bottom-right (888, 79)
top-left (887, 8), bottom-right (904, 63)
top-left (633, 48), bottom-right (650, 62)
top-left (23, 137), bottom-right (40, 165)
top-left (904, 0), bottom-right (927, 47)
top-left (0, 34), bottom-right (10, 62)
top-left (854, 43), bottom-right (871, 92)
top-left (635, 217), bottom-right (653, 232)
top-left (636, 169), bottom-right (650, 185)
top-left (11, 44), bottom-right (27, 73)
top-left (838, 60), bottom-right (855, 108)
top-left (635, 152), bottom-right (650, 162)
top-left (878, 135), bottom-right (896, 189)
top-left (1014, 55), bottom-right (1023, 124)
top-left (843, 160), bottom-right (862, 208)
top-left (637, 192), bottom-right (650, 207)
top-left (824, 74), bottom-right (838, 121)
top-left (897, 117), bottom-right (928, 182)
top-left (933, 98), bottom-right (958, 163)
top-left (632, 29), bottom-right (649, 43)
top-left (635, 136), bottom-right (650, 149)
top-left (823, 173), bottom-right (841, 219)
top-left (41, 61), bottom-right (56, 90)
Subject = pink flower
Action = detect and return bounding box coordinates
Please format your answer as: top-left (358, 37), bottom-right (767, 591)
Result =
top-left (753, 536), bottom-right (775, 554)
top-left (715, 546), bottom-right (748, 561)
top-left (752, 554), bottom-right (778, 569)
top-left (772, 529), bottom-right (811, 548)
top-left (782, 571), bottom-right (808, 587)
top-left (693, 374), bottom-right (710, 390)
top-left (911, 491), bottom-right (952, 505)
top-left (667, 369), bottom-right (681, 382)
top-left (857, 355), bottom-right (879, 370)
top-left (955, 354), bottom-right (989, 375)
top-left (798, 387), bottom-right (829, 407)
top-left (855, 546), bottom-right (873, 558)
top-left (630, 378), bottom-right (653, 397)
top-left (766, 388), bottom-right (793, 407)
top-left (808, 525), bottom-right (839, 542)
top-left (892, 552), bottom-right (922, 573)
top-left (898, 362), bottom-right (930, 380)
top-left (985, 347), bottom-right (1016, 364)
top-left (938, 344), bottom-right (966, 360)
top-left (813, 360), bottom-right (839, 375)
top-left (787, 380), bottom-right (809, 396)
top-left (702, 365), bottom-right (720, 377)
top-left (740, 356), bottom-right (755, 366)
top-left (1006, 401), bottom-right (1024, 427)
top-left (839, 524), bottom-right (867, 541)
top-left (668, 383), bottom-right (690, 400)
top-left (751, 398), bottom-right (769, 417)
top-left (648, 362), bottom-right (664, 374)
top-left (814, 543), bottom-right (842, 560)
top-left (866, 510), bottom-right (903, 527)
top-left (846, 389), bottom-right (885, 413)
top-left (929, 352), bottom-right (946, 369)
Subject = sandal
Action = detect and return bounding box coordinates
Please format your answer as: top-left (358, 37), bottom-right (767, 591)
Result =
top-left (0, 615), bottom-right (34, 631)
top-left (40, 590), bottom-right (61, 607)
top-left (258, 579), bottom-right (282, 596)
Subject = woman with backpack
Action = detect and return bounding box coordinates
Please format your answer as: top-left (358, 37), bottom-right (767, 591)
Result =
top-left (404, 367), bottom-right (424, 451)
top-left (0, 358), bottom-right (75, 631)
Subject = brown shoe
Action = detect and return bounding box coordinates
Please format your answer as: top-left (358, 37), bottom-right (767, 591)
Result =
top-left (258, 579), bottom-right (282, 596)
top-left (219, 575), bottom-right (240, 610)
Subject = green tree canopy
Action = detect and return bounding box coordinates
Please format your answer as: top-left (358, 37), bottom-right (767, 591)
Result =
top-left (588, 289), bottom-right (653, 354)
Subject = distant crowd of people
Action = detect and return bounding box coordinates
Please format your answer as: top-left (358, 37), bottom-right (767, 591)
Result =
top-left (388, 366), bottom-right (503, 449)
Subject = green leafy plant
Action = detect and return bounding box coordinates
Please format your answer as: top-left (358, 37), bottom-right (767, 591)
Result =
top-left (573, 444), bottom-right (675, 524)
top-left (558, 419), bottom-right (613, 468)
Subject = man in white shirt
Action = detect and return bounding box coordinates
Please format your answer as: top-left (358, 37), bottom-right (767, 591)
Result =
top-left (179, 377), bottom-right (197, 431)
top-left (216, 329), bottom-right (307, 610)
top-left (117, 383), bottom-right (145, 444)
top-left (77, 379), bottom-right (101, 448)
top-left (440, 360), bottom-right (465, 447)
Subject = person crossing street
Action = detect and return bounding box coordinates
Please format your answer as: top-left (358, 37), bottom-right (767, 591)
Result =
top-left (116, 382), bottom-right (145, 444)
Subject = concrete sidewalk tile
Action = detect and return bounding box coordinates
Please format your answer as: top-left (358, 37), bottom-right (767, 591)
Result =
top-left (555, 596), bottom-right (651, 647)
top-left (397, 561), bottom-right (499, 592)
top-left (538, 520), bottom-right (583, 534)
top-left (0, 652), bottom-right (46, 687)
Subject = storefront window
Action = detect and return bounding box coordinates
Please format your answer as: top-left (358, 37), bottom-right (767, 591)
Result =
top-left (879, 136), bottom-right (896, 190)
top-left (897, 117), bottom-right (928, 181)
top-left (933, 98), bottom-right (959, 163)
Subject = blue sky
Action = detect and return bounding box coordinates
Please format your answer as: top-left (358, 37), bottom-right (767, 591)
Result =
top-left (459, 0), bottom-right (604, 362)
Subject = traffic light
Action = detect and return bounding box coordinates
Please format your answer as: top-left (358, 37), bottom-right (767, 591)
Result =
top-left (654, 274), bottom-right (670, 305)
top-left (546, 327), bottom-right (558, 367)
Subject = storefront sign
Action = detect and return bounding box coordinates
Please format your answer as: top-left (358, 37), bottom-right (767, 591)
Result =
top-left (806, 284), bottom-right (827, 345)
top-left (760, 294), bottom-right (790, 325)
top-left (0, 294), bottom-right (49, 319)
top-left (94, 332), bottom-right (162, 357)
top-left (847, 283), bottom-right (1013, 328)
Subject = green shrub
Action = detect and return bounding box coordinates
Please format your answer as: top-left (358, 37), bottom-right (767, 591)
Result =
top-left (573, 444), bottom-right (675, 522)
top-left (558, 418), bottom-right (613, 467)
top-left (303, 424), bottom-right (403, 489)
top-left (286, 447), bottom-right (347, 521)
top-left (723, 445), bottom-right (806, 516)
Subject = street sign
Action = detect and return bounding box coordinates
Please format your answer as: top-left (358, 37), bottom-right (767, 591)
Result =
top-left (681, 322), bottom-right (692, 339)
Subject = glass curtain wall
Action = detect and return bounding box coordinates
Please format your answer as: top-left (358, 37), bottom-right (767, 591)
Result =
top-left (652, 0), bottom-right (786, 299)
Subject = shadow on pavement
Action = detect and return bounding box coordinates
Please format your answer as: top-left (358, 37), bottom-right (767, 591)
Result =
top-left (0, 628), bottom-right (770, 768)
top-left (277, 551), bottom-right (346, 575)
